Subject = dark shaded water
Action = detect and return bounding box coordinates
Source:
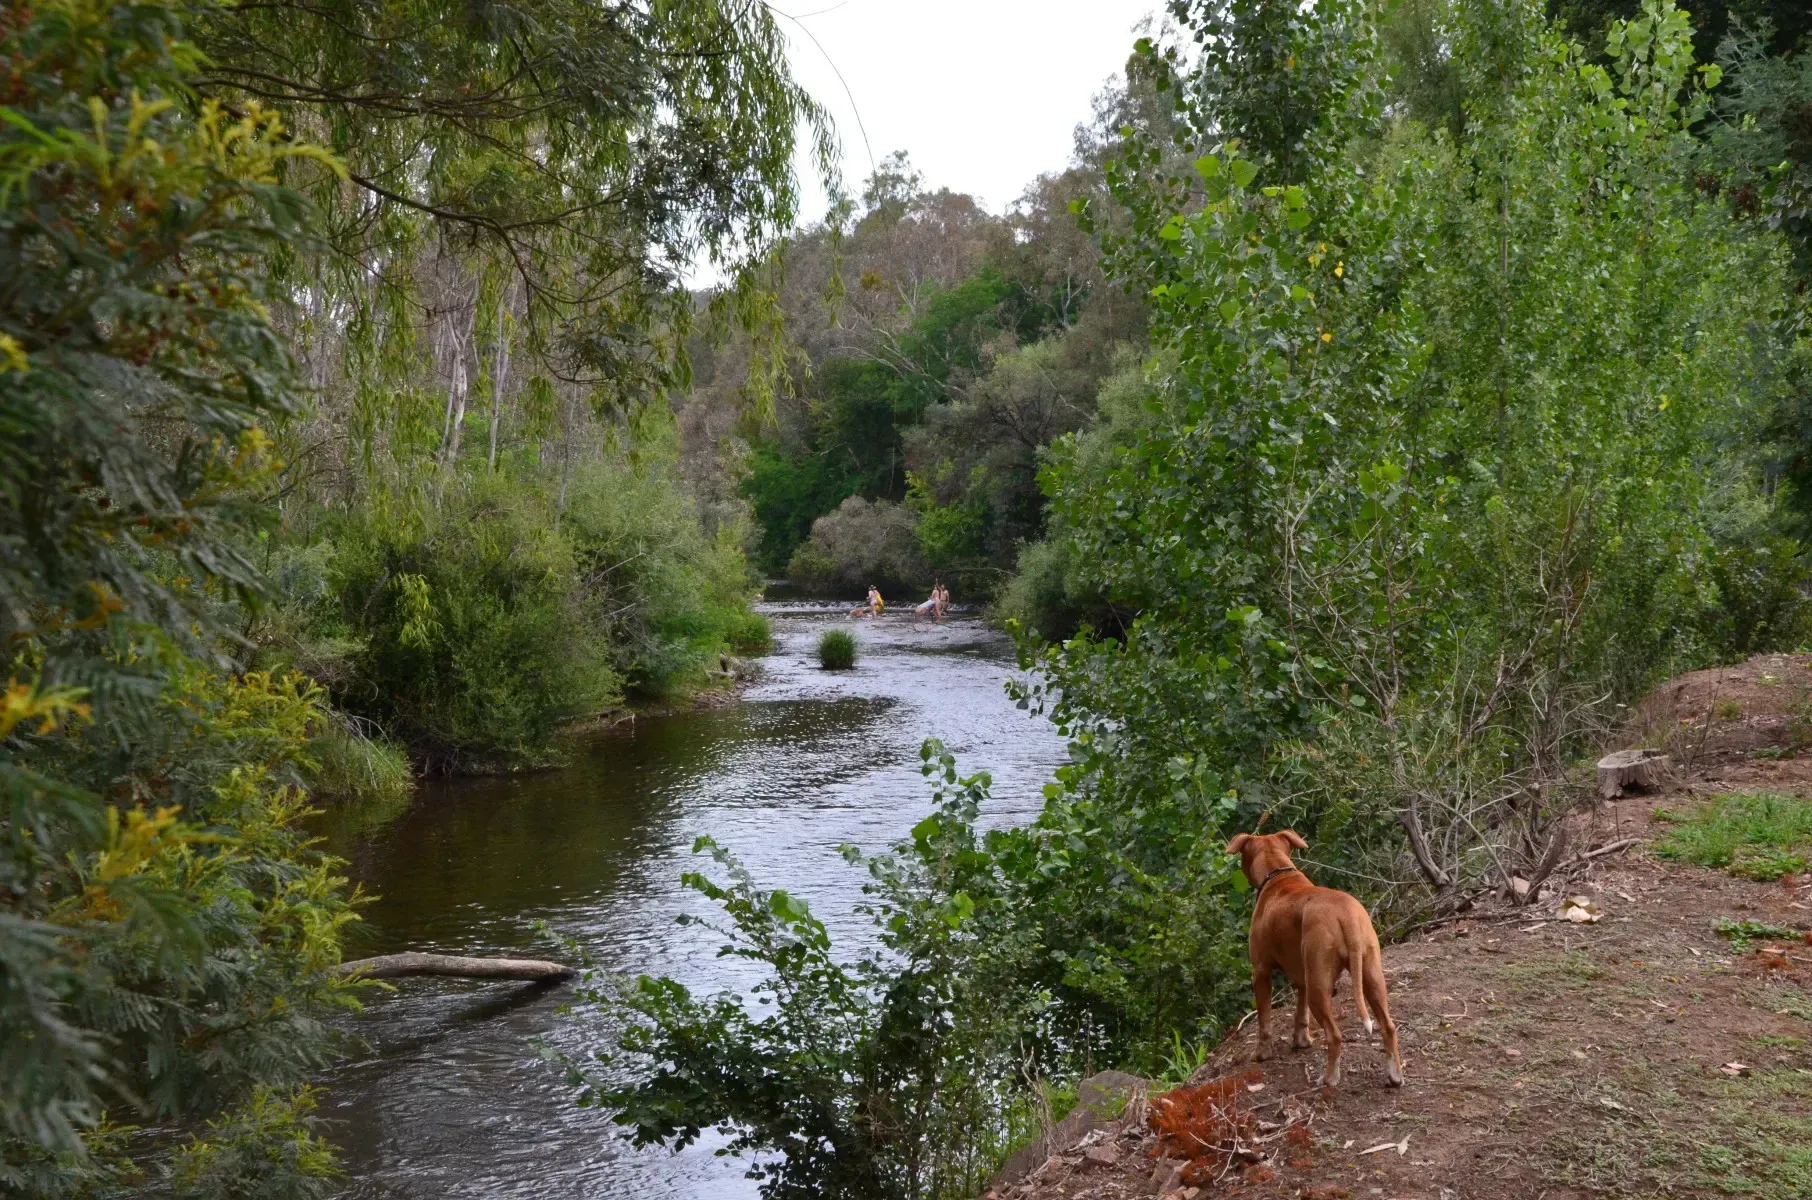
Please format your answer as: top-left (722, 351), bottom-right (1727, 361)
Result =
top-left (318, 603), bottom-right (1067, 1198)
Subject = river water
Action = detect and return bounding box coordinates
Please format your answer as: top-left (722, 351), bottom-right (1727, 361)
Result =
top-left (317, 602), bottom-right (1068, 1199)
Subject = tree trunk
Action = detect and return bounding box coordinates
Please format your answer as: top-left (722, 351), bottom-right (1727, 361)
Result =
top-left (488, 282), bottom-right (513, 472)
top-left (1595, 749), bottom-right (1671, 799)
top-left (338, 952), bottom-right (576, 982)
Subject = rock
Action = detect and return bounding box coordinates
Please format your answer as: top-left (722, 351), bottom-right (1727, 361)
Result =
top-left (1150, 1157), bottom-right (1182, 1189)
top-left (1084, 1143), bottom-right (1121, 1166)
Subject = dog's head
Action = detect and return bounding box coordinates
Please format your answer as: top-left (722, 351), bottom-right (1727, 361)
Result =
top-left (1225, 829), bottom-right (1308, 889)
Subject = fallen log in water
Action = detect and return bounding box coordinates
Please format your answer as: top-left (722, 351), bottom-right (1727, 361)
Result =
top-left (338, 952), bottom-right (577, 982)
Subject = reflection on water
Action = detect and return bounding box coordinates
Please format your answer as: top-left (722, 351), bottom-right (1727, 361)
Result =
top-left (318, 604), bottom-right (1067, 1199)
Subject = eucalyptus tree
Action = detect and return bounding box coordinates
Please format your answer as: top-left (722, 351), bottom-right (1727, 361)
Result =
top-left (188, 0), bottom-right (833, 466)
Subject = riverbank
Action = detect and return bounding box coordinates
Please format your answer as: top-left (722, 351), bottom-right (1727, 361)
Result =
top-left (988, 654), bottom-right (1812, 1200)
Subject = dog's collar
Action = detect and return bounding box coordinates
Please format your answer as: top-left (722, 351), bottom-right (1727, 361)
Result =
top-left (1254, 864), bottom-right (1302, 898)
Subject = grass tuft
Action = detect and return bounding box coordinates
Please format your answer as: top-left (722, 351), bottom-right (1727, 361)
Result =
top-left (306, 721), bottom-right (414, 805)
top-left (818, 628), bottom-right (857, 670)
top-left (1653, 791), bottom-right (1812, 880)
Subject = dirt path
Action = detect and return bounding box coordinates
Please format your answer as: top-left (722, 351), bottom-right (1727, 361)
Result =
top-left (992, 655), bottom-right (1812, 1200)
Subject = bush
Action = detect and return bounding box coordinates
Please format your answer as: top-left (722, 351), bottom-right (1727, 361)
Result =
top-left (272, 437), bottom-right (766, 768)
top-left (996, 536), bottom-right (1117, 643)
top-left (817, 629), bottom-right (857, 670)
top-left (1699, 532), bottom-right (1812, 661)
top-left (321, 476), bottom-right (617, 771)
top-left (726, 609), bottom-right (774, 654)
top-left (169, 1086), bottom-right (342, 1200)
top-left (787, 496), bottom-right (927, 594)
top-left (0, 4), bottom-right (355, 1187)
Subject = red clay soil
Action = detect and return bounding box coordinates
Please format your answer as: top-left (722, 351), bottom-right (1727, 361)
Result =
top-left (990, 655), bottom-right (1812, 1200)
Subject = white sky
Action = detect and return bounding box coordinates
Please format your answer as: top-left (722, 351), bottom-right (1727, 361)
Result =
top-left (689, 1), bottom-right (1158, 281)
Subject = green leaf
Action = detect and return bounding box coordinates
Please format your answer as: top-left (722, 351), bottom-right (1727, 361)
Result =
top-left (1229, 159), bottom-right (1259, 188)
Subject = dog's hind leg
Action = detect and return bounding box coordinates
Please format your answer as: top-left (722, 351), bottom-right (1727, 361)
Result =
top-left (1344, 925), bottom-right (1374, 1037)
top-left (1290, 986), bottom-right (1312, 1050)
top-left (1305, 962), bottom-right (1344, 1087)
top-left (1361, 947), bottom-right (1404, 1086)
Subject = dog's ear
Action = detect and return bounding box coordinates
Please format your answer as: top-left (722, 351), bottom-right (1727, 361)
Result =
top-left (1224, 833), bottom-right (1251, 855)
top-left (1279, 829), bottom-right (1309, 850)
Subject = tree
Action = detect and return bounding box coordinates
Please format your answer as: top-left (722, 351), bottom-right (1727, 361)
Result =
top-left (2, 0), bottom-right (358, 1188)
top-left (191, 0), bottom-right (832, 403)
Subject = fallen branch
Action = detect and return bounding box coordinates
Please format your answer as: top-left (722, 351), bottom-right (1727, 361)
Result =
top-left (338, 952), bottom-right (577, 982)
top-left (1558, 837), bottom-right (1641, 871)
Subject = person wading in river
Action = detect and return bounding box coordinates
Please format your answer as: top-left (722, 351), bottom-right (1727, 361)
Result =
top-left (849, 584), bottom-right (883, 619)
top-left (914, 577), bottom-right (941, 623)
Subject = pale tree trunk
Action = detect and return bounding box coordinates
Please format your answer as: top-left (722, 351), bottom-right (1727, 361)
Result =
top-left (488, 281), bottom-right (515, 472)
top-left (438, 278), bottom-right (480, 471)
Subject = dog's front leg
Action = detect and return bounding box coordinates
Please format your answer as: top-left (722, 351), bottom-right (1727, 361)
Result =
top-left (1252, 965), bottom-right (1275, 1061)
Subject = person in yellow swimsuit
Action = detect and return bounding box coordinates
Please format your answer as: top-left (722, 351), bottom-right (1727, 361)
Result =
top-left (849, 584), bottom-right (882, 618)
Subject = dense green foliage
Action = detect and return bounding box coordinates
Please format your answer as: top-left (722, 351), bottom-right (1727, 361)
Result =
top-left (603, 2), bottom-right (1812, 1197)
top-left (260, 430), bottom-right (758, 770)
top-left (1, 3), bottom-right (358, 1188)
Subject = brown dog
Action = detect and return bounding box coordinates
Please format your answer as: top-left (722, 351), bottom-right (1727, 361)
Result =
top-left (1226, 830), bottom-right (1403, 1087)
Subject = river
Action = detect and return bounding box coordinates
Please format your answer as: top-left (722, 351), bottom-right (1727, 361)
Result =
top-left (317, 601), bottom-right (1068, 1199)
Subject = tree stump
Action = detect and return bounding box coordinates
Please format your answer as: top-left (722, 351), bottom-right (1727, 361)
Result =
top-left (1595, 748), bottom-right (1671, 800)
top-left (338, 952), bottom-right (577, 982)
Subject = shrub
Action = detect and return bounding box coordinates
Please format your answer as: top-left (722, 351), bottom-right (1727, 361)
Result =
top-left (787, 496), bottom-right (927, 594)
top-left (579, 751), bottom-right (1053, 1200)
top-left (169, 1086), bottom-right (342, 1200)
top-left (0, 3), bottom-right (355, 1186)
top-left (280, 439), bottom-right (765, 767)
top-left (726, 609), bottom-right (774, 654)
top-left (322, 477), bottom-right (617, 771)
top-left (995, 536), bottom-right (1118, 643)
top-left (818, 629), bottom-right (857, 670)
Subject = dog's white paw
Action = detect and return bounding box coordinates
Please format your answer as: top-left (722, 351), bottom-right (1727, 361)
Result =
top-left (1364, 1017), bottom-right (1376, 1036)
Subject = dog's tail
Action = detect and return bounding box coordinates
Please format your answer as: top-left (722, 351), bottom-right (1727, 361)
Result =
top-left (1347, 925), bottom-right (1375, 1037)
